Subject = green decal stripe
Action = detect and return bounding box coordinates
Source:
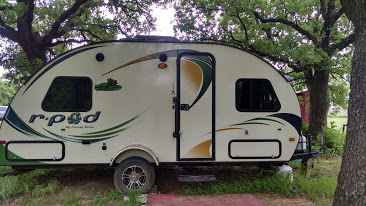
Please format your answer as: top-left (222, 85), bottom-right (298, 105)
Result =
top-left (44, 129), bottom-right (82, 143)
top-left (71, 127), bottom-right (128, 138)
top-left (269, 113), bottom-right (302, 136)
top-left (77, 135), bottom-right (118, 143)
top-left (4, 107), bottom-right (55, 141)
top-left (187, 57), bottom-right (213, 109)
top-left (4, 118), bottom-right (29, 136)
top-left (84, 114), bottom-right (139, 135)
top-left (44, 129), bottom-right (120, 143)
top-left (246, 118), bottom-right (285, 126)
top-left (231, 122), bottom-right (270, 126)
top-left (4, 107), bottom-right (33, 136)
top-left (102, 49), bottom-right (198, 76)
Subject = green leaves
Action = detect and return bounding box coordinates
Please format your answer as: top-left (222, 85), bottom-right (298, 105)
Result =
top-left (0, 81), bottom-right (15, 106)
top-left (175, 0), bottom-right (352, 70)
top-left (0, 0), bottom-right (167, 85)
top-left (175, 0), bottom-right (353, 109)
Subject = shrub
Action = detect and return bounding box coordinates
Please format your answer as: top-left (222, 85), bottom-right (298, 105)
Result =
top-left (324, 127), bottom-right (345, 149)
top-left (302, 123), bottom-right (345, 154)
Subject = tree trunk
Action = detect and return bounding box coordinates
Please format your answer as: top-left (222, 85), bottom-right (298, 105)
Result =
top-left (333, 5), bottom-right (366, 204)
top-left (17, 37), bottom-right (48, 78)
top-left (305, 69), bottom-right (330, 139)
top-left (19, 40), bottom-right (47, 64)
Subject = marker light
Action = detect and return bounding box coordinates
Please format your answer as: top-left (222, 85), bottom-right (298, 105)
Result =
top-left (0, 140), bottom-right (6, 145)
top-left (158, 63), bottom-right (168, 70)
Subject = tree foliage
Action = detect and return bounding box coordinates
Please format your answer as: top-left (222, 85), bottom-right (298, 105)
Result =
top-left (174, 0), bottom-right (354, 137)
top-left (0, 0), bottom-right (165, 84)
top-left (175, 0), bottom-right (353, 72)
top-left (0, 80), bottom-right (15, 106)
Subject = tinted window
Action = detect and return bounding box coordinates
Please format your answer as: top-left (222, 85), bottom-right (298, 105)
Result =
top-left (235, 79), bottom-right (280, 112)
top-left (42, 77), bottom-right (92, 112)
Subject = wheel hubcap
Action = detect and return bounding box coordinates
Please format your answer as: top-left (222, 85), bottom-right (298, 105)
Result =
top-left (122, 165), bottom-right (147, 190)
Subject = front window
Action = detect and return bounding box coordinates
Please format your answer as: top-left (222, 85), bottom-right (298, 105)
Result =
top-left (42, 76), bottom-right (92, 112)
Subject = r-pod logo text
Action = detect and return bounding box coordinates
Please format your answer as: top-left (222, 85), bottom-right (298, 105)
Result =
top-left (29, 111), bottom-right (101, 126)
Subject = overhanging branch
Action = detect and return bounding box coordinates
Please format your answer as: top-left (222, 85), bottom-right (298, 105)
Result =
top-left (226, 29), bottom-right (305, 72)
top-left (247, 45), bottom-right (305, 72)
top-left (253, 11), bottom-right (319, 46)
top-left (330, 33), bottom-right (355, 51)
top-left (49, 38), bottom-right (92, 47)
top-left (42, 0), bottom-right (88, 44)
top-left (0, 17), bottom-right (18, 42)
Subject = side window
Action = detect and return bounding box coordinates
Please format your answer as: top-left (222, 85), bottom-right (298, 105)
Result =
top-left (42, 77), bottom-right (92, 112)
top-left (235, 79), bottom-right (281, 112)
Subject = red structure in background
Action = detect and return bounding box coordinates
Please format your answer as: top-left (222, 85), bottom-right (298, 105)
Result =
top-left (297, 90), bottom-right (310, 125)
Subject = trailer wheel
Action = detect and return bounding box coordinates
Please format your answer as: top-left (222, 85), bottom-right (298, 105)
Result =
top-left (113, 157), bottom-right (156, 194)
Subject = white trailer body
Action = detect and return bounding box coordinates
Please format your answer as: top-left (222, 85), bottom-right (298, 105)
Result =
top-left (0, 39), bottom-right (310, 192)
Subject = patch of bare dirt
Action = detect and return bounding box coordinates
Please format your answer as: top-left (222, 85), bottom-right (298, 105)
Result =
top-left (257, 193), bottom-right (314, 206)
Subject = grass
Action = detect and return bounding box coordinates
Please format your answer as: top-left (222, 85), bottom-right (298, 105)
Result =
top-left (182, 175), bottom-right (294, 196)
top-left (182, 157), bottom-right (341, 205)
top-left (328, 116), bottom-right (347, 130)
top-left (0, 167), bottom-right (142, 206)
top-left (0, 158), bottom-right (340, 206)
top-left (0, 169), bottom-right (51, 201)
top-left (182, 174), bottom-right (337, 203)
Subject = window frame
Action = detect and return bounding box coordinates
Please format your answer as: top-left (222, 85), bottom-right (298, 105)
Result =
top-left (235, 78), bottom-right (281, 112)
top-left (41, 76), bottom-right (93, 112)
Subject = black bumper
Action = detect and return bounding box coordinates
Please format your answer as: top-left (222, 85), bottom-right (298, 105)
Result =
top-left (291, 151), bottom-right (320, 161)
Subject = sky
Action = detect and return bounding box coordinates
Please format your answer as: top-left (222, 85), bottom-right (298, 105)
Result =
top-left (0, 5), bottom-right (176, 78)
top-left (150, 5), bottom-right (176, 36)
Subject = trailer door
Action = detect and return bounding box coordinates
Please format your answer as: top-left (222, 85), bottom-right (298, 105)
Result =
top-left (175, 52), bottom-right (215, 161)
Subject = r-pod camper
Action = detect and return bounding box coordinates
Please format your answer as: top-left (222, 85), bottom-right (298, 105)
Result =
top-left (0, 37), bottom-right (317, 193)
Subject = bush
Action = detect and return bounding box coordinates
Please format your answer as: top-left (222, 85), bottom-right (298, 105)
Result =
top-left (324, 127), bottom-right (345, 149)
top-left (302, 123), bottom-right (345, 154)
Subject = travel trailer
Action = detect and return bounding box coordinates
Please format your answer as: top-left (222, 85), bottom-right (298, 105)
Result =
top-left (0, 36), bottom-right (317, 193)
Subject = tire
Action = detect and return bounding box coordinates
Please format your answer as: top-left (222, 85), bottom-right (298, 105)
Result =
top-left (113, 157), bottom-right (156, 194)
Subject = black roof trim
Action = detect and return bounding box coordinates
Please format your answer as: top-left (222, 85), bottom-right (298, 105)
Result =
top-left (133, 35), bottom-right (180, 42)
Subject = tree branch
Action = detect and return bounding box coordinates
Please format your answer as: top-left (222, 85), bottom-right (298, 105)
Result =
top-left (49, 38), bottom-right (92, 47)
top-left (0, 17), bottom-right (18, 42)
top-left (226, 27), bottom-right (306, 72)
top-left (42, 0), bottom-right (88, 44)
top-left (320, 0), bottom-right (345, 51)
top-left (234, 10), bottom-right (249, 44)
top-left (77, 28), bottom-right (103, 40)
top-left (329, 33), bottom-right (355, 51)
top-left (247, 45), bottom-right (306, 72)
top-left (253, 11), bottom-right (319, 46)
top-left (16, 0), bottom-right (35, 35)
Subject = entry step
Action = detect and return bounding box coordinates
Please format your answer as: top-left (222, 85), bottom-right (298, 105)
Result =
top-left (177, 175), bottom-right (216, 182)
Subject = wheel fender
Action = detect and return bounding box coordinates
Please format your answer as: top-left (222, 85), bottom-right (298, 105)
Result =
top-left (110, 144), bottom-right (159, 166)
